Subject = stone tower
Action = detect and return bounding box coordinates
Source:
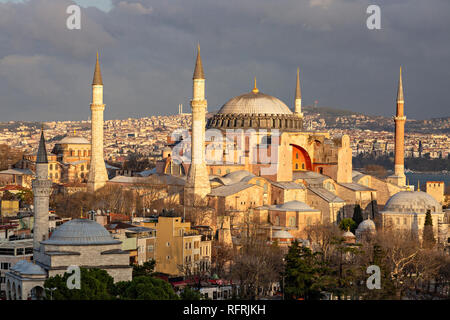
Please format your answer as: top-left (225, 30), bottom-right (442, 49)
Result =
top-left (184, 45), bottom-right (211, 206)
top-left (295, 68), bottom-right (303, 117)
top-left (32, 127), bottom-right (52, 253)
top-left (87, 52), bottom-right (108, 192)
top-left (388, 67), bottom-right (406, 187)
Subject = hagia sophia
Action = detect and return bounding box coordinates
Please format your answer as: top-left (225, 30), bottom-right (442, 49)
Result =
top-left (2, 47), bottom-right (449, 299)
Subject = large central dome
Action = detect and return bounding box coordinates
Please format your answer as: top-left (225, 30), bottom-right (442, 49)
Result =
top-left (217, 91), bottom-right (293, 116)
top-left (207, 88), bottom-right (302, 130)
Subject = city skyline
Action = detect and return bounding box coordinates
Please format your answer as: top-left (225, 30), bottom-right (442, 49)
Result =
top-left (0, 0), bottom-right (449, 122)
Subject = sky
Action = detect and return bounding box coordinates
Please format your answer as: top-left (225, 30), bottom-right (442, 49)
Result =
top-left (0, 0), bottom-right (449, 122)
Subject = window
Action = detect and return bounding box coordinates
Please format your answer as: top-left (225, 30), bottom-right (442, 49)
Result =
top-left (1, 263), bottom-right (10, 270)
top-left (147, 245), bottom-right (154, 252)
top-left (167, 255), bottom-right (170, 260)
top-left (49, 173), bottom-right (53, 179)
top-left (166, 242), bottom-right (170, 247)
top-left (296, 153), bottom-right (298, 159)
top-left (295, 164), bottom-right (298, 169)
top-left (289, 216), bottom-right (296, 227)
top-left (302, 163), bottom-right (305, 169)
top-left (218, 169), bottom-right (221, 175)
top-left (49, 164), bottom-right (53, 170)
top-left (226, 169), bottom-right (230, 174)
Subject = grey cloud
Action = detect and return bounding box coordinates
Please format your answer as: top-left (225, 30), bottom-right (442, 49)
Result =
top-left (0, 0), bottom-right (449, 122)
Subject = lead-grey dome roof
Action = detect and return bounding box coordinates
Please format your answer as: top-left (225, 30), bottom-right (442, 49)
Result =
top-left (383, 191), bottom-right (442, 214)
top-left (42, 219), bottom-right (120, 246)
top-left (218, 91), bottom-right (293, 116)
top-left (58, 136), bottom-right (90, 145)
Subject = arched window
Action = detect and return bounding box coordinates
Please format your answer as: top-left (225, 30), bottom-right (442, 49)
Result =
top-left (218, 169), bottom-right (221, 175)
top-left (296, 153), bottom-right (299, 159)
top-left (302, 163), bottom-right (305, 169)
top-left (49, 173), bottom-right (53, 179)
top-left (78, 150), bottom-right (81, 157)
top-left (295, 164), bottom-right (298, 169)
top-left (289, 216), bottom-right (296, 227)
top-left (49, 164), bottom-right (53, 170)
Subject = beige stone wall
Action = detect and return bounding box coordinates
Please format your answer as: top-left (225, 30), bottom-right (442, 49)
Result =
top-left (426, 182), bottom-right (445, 204)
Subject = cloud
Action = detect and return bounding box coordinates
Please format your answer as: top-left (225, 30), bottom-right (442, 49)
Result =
top-left (0, 0), bottom-right (449, 122)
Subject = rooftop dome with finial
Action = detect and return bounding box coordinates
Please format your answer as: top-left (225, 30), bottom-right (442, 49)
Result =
top-left (215, 79), bottom-right (293, 116)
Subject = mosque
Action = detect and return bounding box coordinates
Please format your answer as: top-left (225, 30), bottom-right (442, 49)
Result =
top-left (4, 47), bottom-right (449, 299)
top-left (4, 56), bottom-right (132, 300)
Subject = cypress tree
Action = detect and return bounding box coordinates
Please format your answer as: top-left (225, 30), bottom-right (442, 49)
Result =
top-left (422, 210), bottom-right (435, 249)
top-left (352, 205), bottom-right (363, 230)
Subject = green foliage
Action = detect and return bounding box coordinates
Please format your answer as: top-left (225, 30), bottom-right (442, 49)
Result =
top-left (422, 210), bottom-right (435, 249)
top-left (283, 240), bottom-right (331, 300)
top-left (339, 218), bottom-right (356, 233)
top-left (352, 205), bottom-right (363, 229)
top-left (180, 286), bottom-right (202, 300)
top-left (2, 191), bottom-right (17, 201)
top-left (16, 189), bottom-right (33, 205)
top-left (114, 276), bottom-right (179, 300)
top-left (44, 268), bottom-right (115, 300)
top-left (132, 259), bottom-right (156, 278)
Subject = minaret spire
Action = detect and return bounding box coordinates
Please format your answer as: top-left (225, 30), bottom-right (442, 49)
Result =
top-left (32, 124), bottom-right (52, 254)
top-left (36, 125), bottom-right (48, 164)
top-left (294, 67), bottom-right (303, 117)
top-left (397, 66), bottom-right (404, 104)
top-left (88, 52), bottom-right (108, 192)
top-left (185, 44), bottom-right (211, 206)
top-left (296, 68), bottom-right (301, 100)
top-left (93, 51), bottom-right (103, 85)
top-left (193, 44), bottom-right (205, 80)
top-left (387, 66), bottom-right (406, 187)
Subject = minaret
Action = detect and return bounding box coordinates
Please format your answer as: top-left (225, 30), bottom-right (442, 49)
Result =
top-left (294, 68), bottom-right (303, 117)
top-left (184, 45), bottom-right (211, 206)
top-left (87, 52), bottom-right (108, 192)
top-left (32, 126), bottom-right (52, 253)
top-left (388, 67), bottom-right (406, 187)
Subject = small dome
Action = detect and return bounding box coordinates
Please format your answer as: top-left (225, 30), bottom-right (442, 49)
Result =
top-left (218, 91), bottom-right (292, 116)
top-left (343, 230), bottom-right (356, 238)
top-left (11, 260), bottom-right (46, 275)
top-left (58, 136), bottom-right (90, 145)
top-left (383, 191), bottom-right (442, 213)
top-left (271, 200), bottom-right (317, 212)
top-left (42, 219), bottom-right (120, 246)
top-left (356, 218), bottom-right (376, 233)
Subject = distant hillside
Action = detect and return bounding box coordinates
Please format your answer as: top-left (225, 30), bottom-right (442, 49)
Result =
top-left (303, 105), bottom-right (449, 134)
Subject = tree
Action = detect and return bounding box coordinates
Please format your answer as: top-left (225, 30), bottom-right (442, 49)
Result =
top-left (304, 223), bottom-right (342, 263)
top-left (283, 240), bottom-right (331, 300)
top-left (44, 268), bottom-right (115, 300)
top-left (339, 218), bottom-right (356, 233)
top-left (231, 237), bottom-right (284, 299)
top-left (114, 276), bottom-right (179, 300)
top-left (352, 205), bottom-right (363, 229)
top-left (180, 286), bottom-right (202, 300)
top-left (132, 260), bottom-right (156, 278)
top-left (422, 210), bottom-right (435, 249)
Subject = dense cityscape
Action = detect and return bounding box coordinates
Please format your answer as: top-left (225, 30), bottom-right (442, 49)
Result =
top-left (0, 1), bottom-right (449, 315)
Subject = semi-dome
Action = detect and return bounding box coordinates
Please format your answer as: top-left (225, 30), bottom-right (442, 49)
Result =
top-left (218, 91), bottom-right (293, 116)
top-left (42, 219), bottom-right (120, 246)
top-left (58, 136), bottom-right (90, 145)
top-left (383, 191), bottom-right (442, 214)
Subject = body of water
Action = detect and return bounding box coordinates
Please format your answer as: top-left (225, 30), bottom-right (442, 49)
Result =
top-left (405, 172), bottom-right (450, 188)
